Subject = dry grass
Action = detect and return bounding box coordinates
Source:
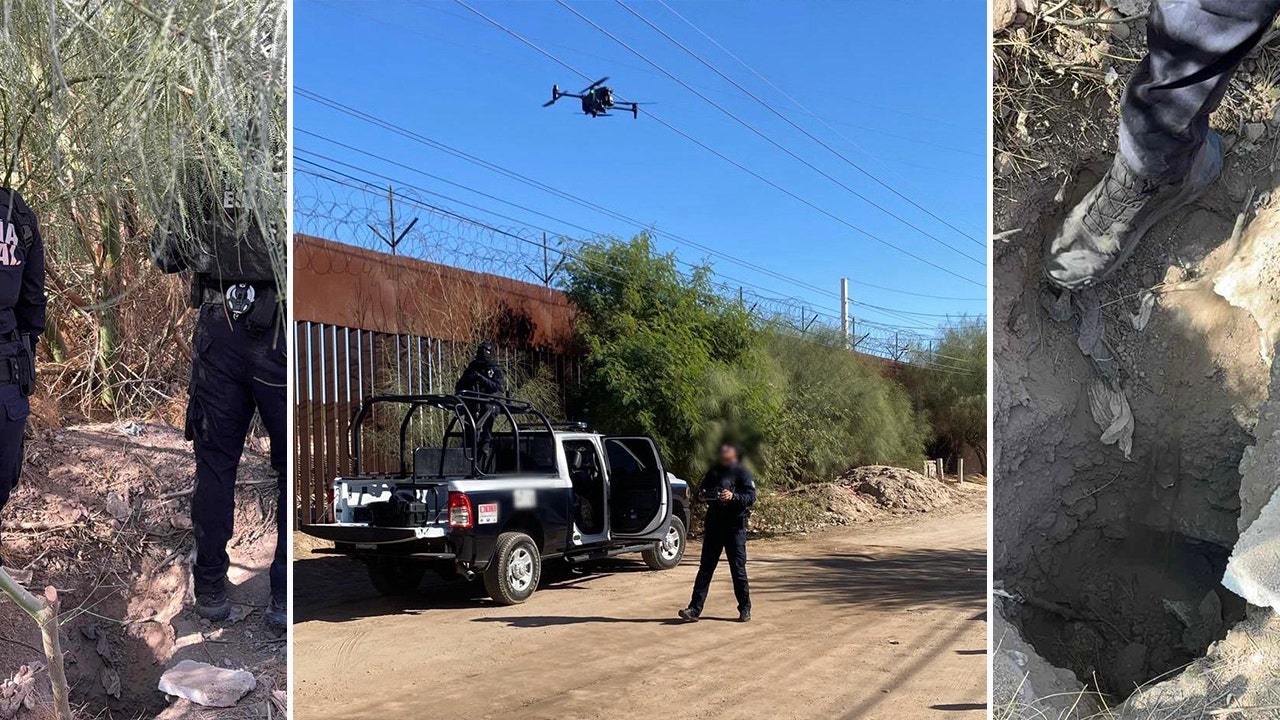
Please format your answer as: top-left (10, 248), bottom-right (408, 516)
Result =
top-left (995, 2), bottom-right (1280, 198)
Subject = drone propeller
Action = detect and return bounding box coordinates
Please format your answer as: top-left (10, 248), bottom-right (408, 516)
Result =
top-left (579, 76), bottom-right (609, 94)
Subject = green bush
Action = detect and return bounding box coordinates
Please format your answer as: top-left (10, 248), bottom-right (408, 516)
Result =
top-left (903, 321), bottom-right (987, 472)
top-left (756, 329), bottom-right (929, 489)
top-left (563, 233), bottom-right (768, 478)
top-left (562, 234), bottom-right (933, 489)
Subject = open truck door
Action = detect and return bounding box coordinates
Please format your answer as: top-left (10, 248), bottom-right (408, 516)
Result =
top-left (603, 437), bottom-right (671, 541)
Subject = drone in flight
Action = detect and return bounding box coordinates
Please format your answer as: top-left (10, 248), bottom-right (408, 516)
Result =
top-left (543, 77), bottom-right (646, 118)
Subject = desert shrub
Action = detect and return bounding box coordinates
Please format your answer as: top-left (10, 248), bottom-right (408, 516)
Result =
top-left (757, 329), bottom-right (929, 489)
top-left (563, 234), bottom-right (930, 487)
top-left (1, 1), bottom-right (285, 418)
top-left (902, 321), bottom-right (987, 472)
top-left (563, 233), bottom-right (766, 478)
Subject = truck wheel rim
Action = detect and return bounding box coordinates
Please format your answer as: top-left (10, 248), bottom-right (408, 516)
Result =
top-left (660, 526), bottom-right (681, 560)
top-left (508, 547), bottom-right (534, 591)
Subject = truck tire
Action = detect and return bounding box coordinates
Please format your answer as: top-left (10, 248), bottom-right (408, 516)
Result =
top-left (367, 558), bottom-right (425, 597)
top-left (483, 532), bottom-right (541, 605)
top-left (642, 516), bottom-right (686, 570)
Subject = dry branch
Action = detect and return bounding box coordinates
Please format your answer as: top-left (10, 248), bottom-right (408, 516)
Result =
top-left (0, 569), bottom-right (72, 720)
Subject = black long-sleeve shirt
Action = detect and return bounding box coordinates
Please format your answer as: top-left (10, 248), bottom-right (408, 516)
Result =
top-left (0, 189), bottom-right (47, 340)
top-left (455, 359), bottom-right (506, 395)
top-left (696, 462), bottom-right (756, 529)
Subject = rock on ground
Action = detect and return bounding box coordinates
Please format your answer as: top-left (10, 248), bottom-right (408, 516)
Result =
top-left (993, 610), bottom-right (1101, 719)
top-left (1117, 608), bottom-right (1280, 718)
top-left (1218, 234), bottom-right (1280, 609)
top-left (1223, 359), bottom-right (1280, 608)
top-left (1223, 490), bottom-right (1280, 608)
top-left (157, 660), bottom-right (256, 709)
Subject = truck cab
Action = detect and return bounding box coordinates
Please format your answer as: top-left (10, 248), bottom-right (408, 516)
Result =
top-left (301, 392), bottom-right (690, 604)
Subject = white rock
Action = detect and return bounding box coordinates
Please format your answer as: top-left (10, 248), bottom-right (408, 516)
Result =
top-left (157, 660), bottom-right (256, 708)
top-left (1223, 487), bottom-right (1280, 609)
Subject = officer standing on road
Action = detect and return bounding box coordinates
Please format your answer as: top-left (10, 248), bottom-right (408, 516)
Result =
top-left (151, 159), bottom-right (286, 634)
top-left (0, 189), bottom-right (45, 570)
top-left (680, 443), bottom-right (756, 623)
top-left (455, 342), bottom-right (505, 472)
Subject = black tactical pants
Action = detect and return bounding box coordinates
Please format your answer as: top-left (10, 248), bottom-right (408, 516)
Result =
top-left (188, 303), bottom-right (286, 602)
top-left (0, 374), bottom-right (28, 562)
top-left (1120, 0), bottom-right (1280, 179)
top-left (689, 522), bottom-right (750, 613)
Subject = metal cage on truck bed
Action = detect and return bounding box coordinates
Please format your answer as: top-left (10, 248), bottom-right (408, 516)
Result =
top-left (350, 392), bottom-right (559, 479)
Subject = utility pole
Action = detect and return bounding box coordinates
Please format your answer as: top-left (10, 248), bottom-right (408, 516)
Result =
top-left (368, 185), bottom-right (419, 257)
top-left (840, 278), bottom-right (850, 350)
top-left (524, 233), bottom-right (566, 286)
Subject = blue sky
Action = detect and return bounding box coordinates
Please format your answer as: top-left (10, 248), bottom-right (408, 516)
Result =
top-left (293, 0), bottom-right (987, 346)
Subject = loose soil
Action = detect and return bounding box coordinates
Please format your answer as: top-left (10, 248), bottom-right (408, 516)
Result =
top-left (0, 423), bottom-right (284, 719)
top-left (995, 4), bottom-right (1280, 711)
top-left (292, 507), bottom-right (988, 720)
top-left (752, 465), bottom-right (985, 535)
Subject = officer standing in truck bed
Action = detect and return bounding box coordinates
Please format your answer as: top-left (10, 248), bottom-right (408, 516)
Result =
top-left (151, 153), bottom-right (285, 634)
top-left (0, 188), bottom-right (45, 570)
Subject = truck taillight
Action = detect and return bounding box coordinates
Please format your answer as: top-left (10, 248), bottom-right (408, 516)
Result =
top-left (448, 492), bottom-right (473, 529)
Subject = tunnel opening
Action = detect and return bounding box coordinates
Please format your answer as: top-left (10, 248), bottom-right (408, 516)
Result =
top-left (994, 174), bottom-right (1276, 706)
top-left (1010, 516), bottom-right (1247, 699)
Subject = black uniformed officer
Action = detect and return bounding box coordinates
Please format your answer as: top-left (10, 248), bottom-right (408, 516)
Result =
top-left (0, 189), bottom-right (45, 569)
top-left (680, 443), bottom-right (756, 623)
top-left (151, 164), bottom-right (285, 634)
top-left (454, 342), bottom-right (505, 471)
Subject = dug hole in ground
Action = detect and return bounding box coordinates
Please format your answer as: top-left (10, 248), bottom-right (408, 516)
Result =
top-left (995, 3), bottom-right (1280, 717)
top-left (0, 421), bottom-right (285, 720)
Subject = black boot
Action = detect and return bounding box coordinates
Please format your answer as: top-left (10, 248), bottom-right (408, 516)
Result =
top-left (264, 595), bottom-right (286, 635)
top-left (195, 584), bottom-right (231, 621)
top-left (1044, 133), bottom-right (1222, 290)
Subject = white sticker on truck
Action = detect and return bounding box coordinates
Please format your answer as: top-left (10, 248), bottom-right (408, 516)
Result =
top-left (478, 502), bottom-right (499, 524)
top-left (513, 488), bottom-right (537, 510)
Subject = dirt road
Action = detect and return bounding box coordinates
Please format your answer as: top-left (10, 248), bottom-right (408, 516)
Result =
top-left (292, 511), bottom-right (987, 720)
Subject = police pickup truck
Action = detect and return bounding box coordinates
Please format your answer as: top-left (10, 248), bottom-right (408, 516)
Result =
top-left (301, 393), bottom-right (690, 605)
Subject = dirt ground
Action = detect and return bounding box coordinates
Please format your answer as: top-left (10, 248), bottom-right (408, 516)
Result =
top-left (292, 505), bottom-right (987, 720)
top-left (994, 1), bottom-right (1280, 712)
top-left (0, 423), bottom-right (285, 719)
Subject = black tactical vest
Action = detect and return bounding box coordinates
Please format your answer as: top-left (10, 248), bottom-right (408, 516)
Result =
top-left (174, 167), bottom-right (277, 286)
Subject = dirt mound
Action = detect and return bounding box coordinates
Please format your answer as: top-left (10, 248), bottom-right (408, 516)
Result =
top-left (751, 465), bottom-right (980, 534)
top-left (0, 423), bottom-right (284, 719)
top-left (837, 465), bottom-right (957, 513)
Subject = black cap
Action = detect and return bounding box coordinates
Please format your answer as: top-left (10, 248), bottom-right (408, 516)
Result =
top-left (477, 342), bottom-right (495, 361)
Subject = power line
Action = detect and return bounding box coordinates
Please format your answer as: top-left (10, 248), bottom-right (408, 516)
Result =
top-left (296, 162), bottom-right (976, 373)
top-left (630, 0), bottom-right (984, 247)
top-left (297, 89), bottom-right (984, 303)
top-left (296, 131), bottom-right (973, 322)
top-left (295, 147), bottom-right (956, 332)
top-left (552, 0), bottom-right (984, 266)
top-left (447, 0), bottom-right (983, 288)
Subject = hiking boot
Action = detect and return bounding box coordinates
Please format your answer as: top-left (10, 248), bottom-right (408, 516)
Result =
top-left (738, 608), bottom-right (752, 623)
top-left (195, 586), bottom-right (231, 621)
top-left (678, 607), bottom-right (701, 623)
top-left (265, 597), bottom-right (287, 635)
top-left (1044, 132), bottom-right (1223, 290)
